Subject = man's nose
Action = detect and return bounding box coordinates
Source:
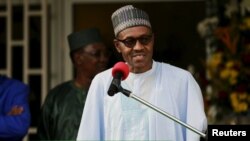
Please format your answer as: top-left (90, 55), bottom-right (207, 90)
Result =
top-left (133, 40), bottom-right (144, 50)
top-left (99, 52), bottom-right (109, 62)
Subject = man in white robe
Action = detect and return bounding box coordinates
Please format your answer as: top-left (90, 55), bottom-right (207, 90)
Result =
top-left (77, 5), bottom-right (207, 141)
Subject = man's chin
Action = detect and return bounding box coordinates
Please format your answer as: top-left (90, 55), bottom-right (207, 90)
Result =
top-left (98, 67), bottom-right (107, 72)
top-left (131, 62), bottom-right (146, 70)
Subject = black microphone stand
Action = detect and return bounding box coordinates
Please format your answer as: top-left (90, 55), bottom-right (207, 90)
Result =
top-left (114, 85), bottom-right (207, 139)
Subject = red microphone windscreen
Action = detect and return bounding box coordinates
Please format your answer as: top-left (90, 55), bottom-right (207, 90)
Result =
top-left (112, 62), bottom-right (129, 80)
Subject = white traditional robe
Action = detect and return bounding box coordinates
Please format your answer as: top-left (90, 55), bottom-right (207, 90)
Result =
top-left (77, 61), bottom-right (207, 141)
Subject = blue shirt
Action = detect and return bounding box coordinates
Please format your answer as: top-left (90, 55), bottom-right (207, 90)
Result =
top-left (0, 76), bottom-right (31, 141)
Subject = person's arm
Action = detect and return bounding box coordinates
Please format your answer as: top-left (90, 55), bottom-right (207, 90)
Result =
top-left (185, 73), bottom-right (207, 141)
top-left (0, 82), bottom-right (31, 140)
top-left (77, 75), bottom-right (105, 140)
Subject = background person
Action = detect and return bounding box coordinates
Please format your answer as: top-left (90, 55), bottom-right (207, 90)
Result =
top-left (37, 28), bottom-right (110, 140)
top-left (0, 75), bottom-right (31, 141)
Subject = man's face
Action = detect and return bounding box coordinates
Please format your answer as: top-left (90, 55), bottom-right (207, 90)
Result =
top-left (114, 26), bottom-right (154, 73)
top-left (77, 42), bottom-right (110, 77)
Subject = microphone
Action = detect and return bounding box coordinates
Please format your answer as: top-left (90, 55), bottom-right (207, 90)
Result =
top-left (108, 62), bottom-right (129, 96)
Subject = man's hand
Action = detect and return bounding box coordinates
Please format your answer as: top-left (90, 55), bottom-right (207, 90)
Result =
top-left (7, 106), bottom-right (24, 115)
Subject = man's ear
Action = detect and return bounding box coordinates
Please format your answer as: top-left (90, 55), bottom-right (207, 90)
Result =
top-left (113, 39), bottom-right (121, 53)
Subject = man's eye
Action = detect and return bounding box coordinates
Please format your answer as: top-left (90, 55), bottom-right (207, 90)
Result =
top-left (124, 39), bottom-right (136, 46)
top-left (93, 52), bottom-right (101, 57)
top-left (140, 36), bottom-right (151, 44)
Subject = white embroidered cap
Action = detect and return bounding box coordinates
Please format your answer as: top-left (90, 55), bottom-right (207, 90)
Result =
top-left (111, 5), bottom-right (151, 37)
